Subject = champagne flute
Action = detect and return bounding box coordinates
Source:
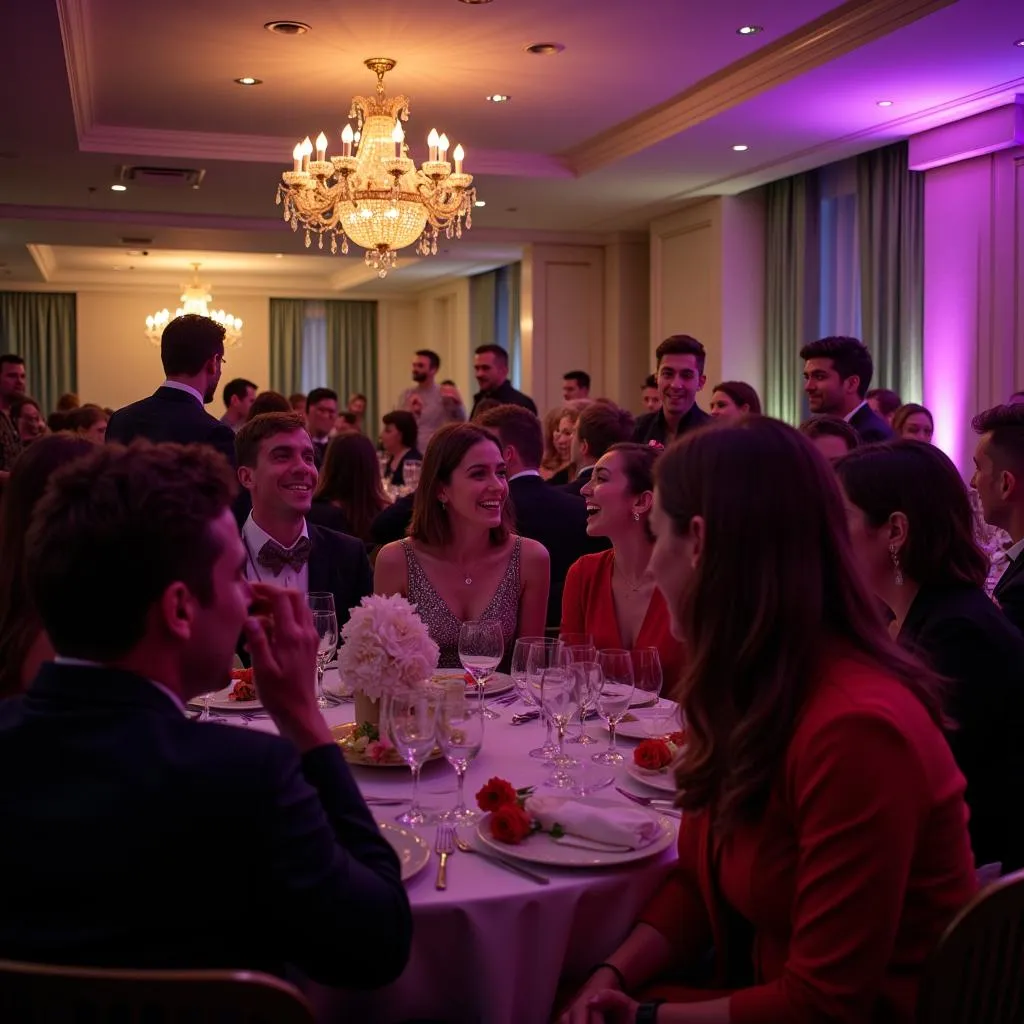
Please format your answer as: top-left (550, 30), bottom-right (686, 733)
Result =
top-left (386, 686), bottom-right (440, 827)
top-left (458, 619), bottom-right (504, 719)
top-left (592, 649), bottom-right (635, 766)
top-left (307, 592), bottom-right (337, 709)
top-left (524, 638), bottom-right (565, 760)
top-left (436, 686), bottom-right (486, 825)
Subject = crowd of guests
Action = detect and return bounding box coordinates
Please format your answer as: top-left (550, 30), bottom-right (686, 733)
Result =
top-left (1, 314), bottom-right (1023, 1021)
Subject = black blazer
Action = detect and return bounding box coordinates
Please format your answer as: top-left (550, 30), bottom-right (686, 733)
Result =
top-left (306, 498), bottom-right (353, 537)
top-left (370, 493), bottom-right (415, 547)
top-left (994, 553), bottom-right (1024, 637)
top-left (307, 522), bottom-right (373, 625)
top-left (0, 664), bottom-right (411, 984)
top-left (561, 465), bottom-right (594, 499)
top-left (632, 404), bottom-right (711, 446)
top-left (899, 582), bottom-right (1024, 871)
top-left (106, 386), bottom-right (237, 469)
top-left (849, 403), bottom-right (895, 444)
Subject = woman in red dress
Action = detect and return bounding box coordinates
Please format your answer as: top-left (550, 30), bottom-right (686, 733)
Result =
top-left (562, 417), bottom-right (976, 1024)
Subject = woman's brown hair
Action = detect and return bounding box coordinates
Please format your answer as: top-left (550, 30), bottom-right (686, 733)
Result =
top-left (655, 417), bottom-right (943, 832)
top-left (892, 403), bottom-right (934, 436)
top-left (711, 380), bottom-right (762, 415)
top-left (834, 441), bottom-right (987, 588)
top-left (409, 421), bottom-right (512, 547)
top-left (314, 433), bottom-right (389, 543)
top-left (64, 404), bottom-right (107, 435)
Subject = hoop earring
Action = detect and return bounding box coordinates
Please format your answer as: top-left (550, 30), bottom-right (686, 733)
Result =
top-left (889, 543), bottom-right (904, 586)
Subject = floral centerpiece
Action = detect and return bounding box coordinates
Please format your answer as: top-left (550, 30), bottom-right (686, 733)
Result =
top-left (337, 594), bottom-right (440, 729)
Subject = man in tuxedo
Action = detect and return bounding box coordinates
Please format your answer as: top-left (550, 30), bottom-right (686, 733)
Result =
top-left (972, 403), bottom-right (1024, 634)
top-left (800, 336), bottom-right (894, 443)
top-left (632, 335), bottom-right (711, 446)
top-left (236, 412), bottom-right (372, 627)
top-left (0, 442), bottom-right (410, 983)
top-left (566, 401), bottom-right (635, 497)
top-left (470, 344), bottom-right (537, 418)
top-left (477, 404), bottom-right (606, 627)
top-left (106, 314), bottom-right (237, 468)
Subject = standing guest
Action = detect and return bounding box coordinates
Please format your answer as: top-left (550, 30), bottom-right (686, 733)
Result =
top-left (836, 441), bottom-right (1024, 872)
top-left (563, 417), bottom-right (975, 1024)
top-left (0, 354), bottom-right (27, 481)
top-left (249, 391), bottom-right (292, 419)
top-left (398, 349), bottom-right (466, 451)
top-left (708, 380), bottom-right (762, 421)
top-left (220, 377), bottom-right (257, 433)
top-left (106, 314), bottom-right (235, 469)
top-left (46, 411), bottom-right (70, 433)
top-left (893, 403), bottom-right (935, 442)
top-left (236, 413), bottom-right (371, 628)
top-left (640, 374), bottom-right (661, 415)
top-left (374, 422), bottom-right (549, 668)
top-left (347, 393), bottom-right (368, 432)
top-left (288, 392), bottom-right (307, 419)
top-left (470, 344), bottom-right (537, 417)
top-left (0, 442), bottom-right (411, 982)
top-left (562, 371), bottom-right (591, 402)
top-left (309, 433), bottom-right (389, 546)
top-left (798, 415), bottom-right (860, 462)
top-left (0, 434), bottom-right (94, 698)
top-left (868, 387), bottom-right (903, 423)
top-left (801, 335), bottom-right (894, 443)
top-left (333, 410), bottom-right (361, 437)
top-left (632, 336), bottom-right (711, 446)
top-left (562, 442), bottom-right (685, 688)
top-left (305, 388), bottom-right (339, 469)
top-left (470, 397), bottom-right (501, 420)
top-left (565, 401), bottom-right (635, 497)
top-left (65, 404), bottom-right (109, 443)
top-left (380, 410), bottom-right (423, 489)
top-left (10, 395), bottom-right (45, 445)
top-left (55, 392), bottom-right (80, 413)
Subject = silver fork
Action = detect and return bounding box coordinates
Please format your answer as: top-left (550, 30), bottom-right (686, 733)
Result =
top-left (434, 823), bottom-right (455, 890)
top-left (615, 786), bottom-right (681, 815)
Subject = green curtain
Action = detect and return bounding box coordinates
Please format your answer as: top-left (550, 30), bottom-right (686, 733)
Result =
top-left (856, 141), bottom-right (924, 403)
top-left (0, 292), bottom-right (76, 414)
top-left (763, 174), bottom-right (820, 425)
top-left (324, 300), bottom-right (378, 436)
top-left (468, 263), bottom-right (522, 385)
top-left (268, 298), bottom-right (306, 397)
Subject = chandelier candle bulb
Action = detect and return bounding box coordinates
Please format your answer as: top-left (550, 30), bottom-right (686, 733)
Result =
top-left (315, 132), bottom-right (328, 161)
top-left (438, 133), bottom-right (450, 160)
top-left (392, 121), bottom-right (405, 158)
top-left (453, 144), bottom-right (464, 174)
top-left (427, 128), bottom-right (439, 162)
top-left (301, 137), bottom-right (313, 171)
top-left (292, 143), bottom-right (303, 173)
top-left (341, 123), bottom-right (354, 157)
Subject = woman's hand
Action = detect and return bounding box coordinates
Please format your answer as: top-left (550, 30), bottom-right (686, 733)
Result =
top-left (561, 987), bottom-right (638, 1024)
top-left (559, 966), bottom-right (627, 1024)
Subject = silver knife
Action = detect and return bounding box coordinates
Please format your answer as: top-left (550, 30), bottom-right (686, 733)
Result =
top-left (456, 841), bottom-right (550, 884)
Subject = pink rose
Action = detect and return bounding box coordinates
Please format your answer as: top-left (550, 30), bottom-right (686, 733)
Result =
top-left (365, 739), bottom-right (394, 764)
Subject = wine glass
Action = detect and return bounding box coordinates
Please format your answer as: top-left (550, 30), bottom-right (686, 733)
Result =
top-left (560, 634), bottom-right (597, 743)
top-left (523, 638), bottom-right (565, 760)
top-left (592, 649), bottom-right (636, 766)
top-left (377, 450), bottom-right (390, 481)
top-left (307, 592), bottom-right (337, 709)
top-left (458, 619), bottom-right (504, 719)
top-left (386, 686), bottom-right (440, 827)
top-left (510, 636), bottom-right (547, 703)
top-left (436, 685), bottom-right (486, 825)
top-left (528, 663), bottom-right (582, 789)
top-left (402, 459), bottom-right (422, 491)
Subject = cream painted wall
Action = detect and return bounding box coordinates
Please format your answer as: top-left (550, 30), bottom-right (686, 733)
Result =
top-left (377, 298), bottom-right (420, 414)
top-left (416, 278), bottom-right (473, 400)
top-left (604, 237), bottom-right (652, 412)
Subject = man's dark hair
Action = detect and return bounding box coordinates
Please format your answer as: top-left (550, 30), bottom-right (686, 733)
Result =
top-left (866, 388), bottom-right (901, 417)
top-left (798, 415), bottom-right (859, 451)
top-left (0, 354), bottom-right (25, 370)
top-left (160, 315), bottom-right (226, 377)
top-left (288, 392), bottom-right (306, 407)
top-left (382, 410), bottom-right (419, 450)
top-left (476, 404), bottom-right (544, 469)
top-left (441, 379), bottom-right (456, 388)
top-left (305, 388), bottom-right (338, 412)
top-left (416, 349), bottom-right (441, 372)
top-left (800, 336), bottom-right (874, 398)
top-left (475, 344), bottom-right (509, 366)
top-left (236, 412), bottom-right (309, 469)
top-left (642, 374), bottom-right (657, 390)
top-left (249, 391), bottom-right (292, 419)
top-left (563, 370), bottom-right (591, 391)
top-left (655, 335), bottom-right (706, 375)
top-left (24, 442), bottom-right (237, 661)
top-left (222, 378), bottom-right (257, 408)
top-left (972, 404), bottom-right (1024, 475)
top-left (576, 402), bottom-right (635, 461)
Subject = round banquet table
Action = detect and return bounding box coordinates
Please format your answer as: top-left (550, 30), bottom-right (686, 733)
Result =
top-left (241, 675), bottom-right (679, 1024)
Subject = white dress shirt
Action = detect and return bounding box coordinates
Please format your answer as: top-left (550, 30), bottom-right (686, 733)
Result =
top-left (844, 400), bottom-right (868, 423)
top-left (242, 514), bottom-right (310, 593)
top-left (160, 380), bottom-right (205, 406)
top-left (1006, 537), bottom-right (1024, 565)
top-left (508, 470), bottom-right (542, 482)
top-left (54, 656), bottom-right (187, 714)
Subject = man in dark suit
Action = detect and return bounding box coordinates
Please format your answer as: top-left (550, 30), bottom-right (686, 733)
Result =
top-left (470, 344), bottom-right (537, 418)
top-left (236, 412), bottom-right (372, 625)
top-left (972, 403), bottom-right (1024, 634)
top-left (800, 336), bottom-right (894, 444)
top-left (0, 442), bottom-right (410, 983)
top-left (106, 313), bottom-right (237, 468)
top-left (477, 404), bottom-right (606, 627)
top-left (566, 401), bottom-right (635, 497)
top-left (632, 335), bottom-right (711, 446)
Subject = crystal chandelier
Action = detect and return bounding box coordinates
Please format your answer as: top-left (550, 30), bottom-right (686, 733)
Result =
top-left (144, 263), bottom-right (243, 348)
top-left (276, 57), bottom-right (476, 278)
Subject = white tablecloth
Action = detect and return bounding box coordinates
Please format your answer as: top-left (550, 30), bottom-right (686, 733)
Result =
top-left (236, 677), bottom-right (678, 1024)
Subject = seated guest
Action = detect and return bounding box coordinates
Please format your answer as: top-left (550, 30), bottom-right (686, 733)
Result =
top-left (106, 314), bottom-right (236, 469)
top-left (893, 402), bottom-right (934, 442)
top-left (477, 404), bottom-right (605, 629)
top-left (868, 387), bottom-right (903, 423)
top-left (380, 409), bottom-right (423, 488)
top-left (633, 335), bottom-right (710, 446)
top-left (565, 401), bottom-right (635, 497)
top-left (640, 373), bottom-right (661, 415)
top-left (65, 403), bottom-right (109, 443)
top-left (836, 441), bottom-right (1024, 871)
top-left (374, 422), bottom-right (549, 668)
top-left (309, 432), bottom-right (389, 546)
top-left (236, 413), bottom-right (371, 627)
top-left (46, 410), bottom-right (69, 433)
top-left (798, 414), bottom-right (859, 461)
top-left (248, 390), bottom-right (292, 419)
top-left (334, 410), bottom-right (360, 437)
top-left (542, 401), bottom-right (588, 485)
top-left (288, 392), bottom-right (307, 418)
top-left (305, 388), bottom-right (338, 469)
top-left (561, 443), bottom-right (684, 690)
top-left (0, 435), bottom-right (94, 697)
top-left (347, 392), bottom-right (368, 432)
top-left (219, 377), bottom-right (257, 433)
top-left (10, 395), bottom-right (45, 445)
top-left (708, 380), bottom-right (761, 421)
top-left (0, 442), bottom-right (411, 982)
top-left (370, 492), bottom-right (414, 547)
top-left (55, 392), bottom-right (80, 413)
top-left (563, 417), bottom-right (975, 1023)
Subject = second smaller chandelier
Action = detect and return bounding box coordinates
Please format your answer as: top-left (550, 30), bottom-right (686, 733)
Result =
top-left (144, 263), bottom-right (243, 348)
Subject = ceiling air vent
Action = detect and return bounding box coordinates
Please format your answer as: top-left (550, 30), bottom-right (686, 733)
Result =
top-left (119, 237), bottom-right (153, 246)
top-left (118, 165), bottom-right (206, 189)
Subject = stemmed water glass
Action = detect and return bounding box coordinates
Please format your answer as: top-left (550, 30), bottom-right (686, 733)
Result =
top-left (458, 619), bottom-right (504, 719)
top-left (560, 634), bottom-right (597, 744)
top-left (436, 685), bottom-right (486, 825)
top-left (386, 686), bottom-right (440, 827)
top-left (592, 648), bottom-right (636, 766)
top-left (403, 459), bottom-right (422, 492)
top-left (307, 592), bottom-right (338, 709)
top-left (523, 638), bottom-right (565, 760)
top-left (527, 662), bottom-right (583, 789)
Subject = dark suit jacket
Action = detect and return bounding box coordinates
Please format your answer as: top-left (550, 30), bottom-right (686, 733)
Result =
top-left (561, 465), bottom-right (594, 499)
top-left (632, 404), bottom-right (711, 446)
top-left (370, 493), bottom-right (415, 547)
top-left (470, 380), bottom-right (538, 418)
top-left (849, 403), bottom-right (895, 444)
top-left (106, 386), bottom-right (237, 469)
top-left (0, 664), bottom-right (411, 984)
top-left (899, 582), bottom-right (1024, 871)
top-left (307, 522), bottom-right (373, 625)
top-left (994, 552), bottom-right (1024, 637)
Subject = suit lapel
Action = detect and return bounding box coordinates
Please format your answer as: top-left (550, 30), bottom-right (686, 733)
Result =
top-left (995, 555), bottom-right (1024, 598)
top-left (306, 527), bottom-right (331, 595)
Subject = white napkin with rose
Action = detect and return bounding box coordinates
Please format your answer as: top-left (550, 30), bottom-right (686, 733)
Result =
top-left (524, 795), bottom-right (661, 850)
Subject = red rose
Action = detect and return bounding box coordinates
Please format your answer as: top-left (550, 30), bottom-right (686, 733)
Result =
top-left (668, 730), bottom-right (687, 748)
top-left (634, 738), bottom-right (673, 770)
top-left (489, 804), bottom-right (533, 845)
top-left (476, 777), bottom-right (519, 812)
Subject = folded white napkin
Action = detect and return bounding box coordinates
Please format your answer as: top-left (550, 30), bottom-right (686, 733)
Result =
top-left (524, 796), bottom-right (661, 849)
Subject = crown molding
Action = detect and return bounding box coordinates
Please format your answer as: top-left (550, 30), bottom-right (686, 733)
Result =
top-left (55, 0), bottom-right (94, 143)
top-left (26, 244), bottom-right (58, 282)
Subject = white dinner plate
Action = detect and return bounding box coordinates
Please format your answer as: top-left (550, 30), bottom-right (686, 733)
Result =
top-left (475, 798), bottom-right (675, 868)
top-left (624, 760), bottom-right (678, 794)
top-left (379, 821), bottom-right (431, 882)
top-left (433, 669), bottom-right (515, 698)
top-left (188, 685), bottom-right (262, 712)
top-left (611, 702), bottom-right (682, 741)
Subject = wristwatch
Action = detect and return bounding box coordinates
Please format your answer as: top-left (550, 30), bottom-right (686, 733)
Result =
top-left (635, 1000), bottom-right (665, 1023)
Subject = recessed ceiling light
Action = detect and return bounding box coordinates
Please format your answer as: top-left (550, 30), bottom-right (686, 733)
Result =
top-left (737, 25), bottom-right (763, 35)
top-left (234, 77), bottom-right (263, 86)
top-left (1014, 38), bottom-right (1024, 47)
top-left (264, 20), bottom-right (310, 35)
top-left (876, 99), bottom-right (894, 107)
top-left (126, 249), bottom-right (142, 256)
top-left (112, 266), bottom-right (122, 271)
top-left (485, 94), bottom-right (510, 103)
top-left (274, 253), bottom-right (284, 259)
top-left (525, 42), bottom-right (565, 55)
top-left (110, 184), bottom-right (127, 191)
top-left (474, 200), bottom-right (486, 207)
top-left (732, 144), bottom-right (749, 152)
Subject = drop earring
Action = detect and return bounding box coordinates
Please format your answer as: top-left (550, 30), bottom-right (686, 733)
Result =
top-left (889, 543), bottom-right (904, 586)
top-left (632, 512), bottom-right (640, 522)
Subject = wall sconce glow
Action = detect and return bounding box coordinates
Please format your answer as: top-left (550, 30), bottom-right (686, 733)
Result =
top-left (110, 184), bottom-right (127, 191)
top-left (737, 25), bottom-right (762, 35)
top-left (732, 144), bottom-right (749, 152)
top-left (877, 99), bottom-right (894, 107)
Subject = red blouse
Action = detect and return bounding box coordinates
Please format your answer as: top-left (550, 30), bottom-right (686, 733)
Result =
top-left (639, 657), bottom-right (977, 1022)
top-left (559, 550), bottom-right (686, 693)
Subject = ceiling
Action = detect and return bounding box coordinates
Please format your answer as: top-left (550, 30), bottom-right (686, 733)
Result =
top-left (0, 0), bottom-right (1022, 295)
